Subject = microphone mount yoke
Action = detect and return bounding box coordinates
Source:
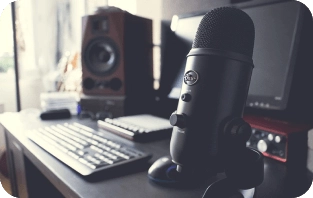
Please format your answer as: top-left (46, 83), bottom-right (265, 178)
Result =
top-left (221, 117), bottom-right (264, 190)
top-left (166, 115), bottom-right (264, 197)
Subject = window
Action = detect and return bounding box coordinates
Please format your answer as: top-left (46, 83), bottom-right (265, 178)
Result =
top-left (0, 4), bottom-right (17, 112)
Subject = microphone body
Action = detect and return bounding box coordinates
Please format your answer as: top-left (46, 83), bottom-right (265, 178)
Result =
top-left (170, 49), bottom-right (253, 172)
top-left (169, 7), bottom-right (256, 175)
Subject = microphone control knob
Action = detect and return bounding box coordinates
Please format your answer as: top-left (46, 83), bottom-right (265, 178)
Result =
top-left (181, 93), bottom-right (192, 102)
top-left (257, 139), bottom-right (271, 153)
top-left (170, 113), bottom-right (186, 128)
top-left (225, 118), bottom-right (252, 142)
top-left (274, 135), bottom-right (285, 144)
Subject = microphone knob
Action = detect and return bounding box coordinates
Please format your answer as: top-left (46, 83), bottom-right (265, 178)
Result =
top-left (169, 113), bottom-right (187, 128)
top-left (257, 139), bottom-right (272, 153)
top-left (235, 122), bottom-right (252, 142)
top-left (225, 118), bottom-right (252, 142)
top-left (274, 135), bottom-right (285, 144)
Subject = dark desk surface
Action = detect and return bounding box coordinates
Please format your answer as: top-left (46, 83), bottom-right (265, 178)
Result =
top-left (1, 112), bottom-right (312, 198)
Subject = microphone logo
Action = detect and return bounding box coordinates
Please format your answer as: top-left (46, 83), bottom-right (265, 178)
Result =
top-left (184, 70), bottom-right (199, 85)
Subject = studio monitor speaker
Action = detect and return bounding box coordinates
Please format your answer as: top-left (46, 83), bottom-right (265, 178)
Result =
top-left (81, 7), bottom-right (153, 97)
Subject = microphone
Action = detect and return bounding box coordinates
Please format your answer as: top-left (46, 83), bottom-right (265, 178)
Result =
top-left (169, 7), bottom-right (255, 175)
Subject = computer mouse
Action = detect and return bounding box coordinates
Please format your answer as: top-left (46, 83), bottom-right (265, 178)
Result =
top-left (148, 156), bottom-right (210, 186)
top-left (148, 156), bottom-right (178, 184)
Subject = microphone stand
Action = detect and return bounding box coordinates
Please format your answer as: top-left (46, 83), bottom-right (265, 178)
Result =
top-left (151, 116), bottom-right (264, 198)
top-left (202, 117), bottom-right (264, 198)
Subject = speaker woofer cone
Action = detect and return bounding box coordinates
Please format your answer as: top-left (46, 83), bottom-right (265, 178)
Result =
top-left (84, 37), bottom-right (119, 76)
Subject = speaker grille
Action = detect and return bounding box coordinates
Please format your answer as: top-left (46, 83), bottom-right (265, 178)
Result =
top-left (84, 37), bottom-right (119, 76)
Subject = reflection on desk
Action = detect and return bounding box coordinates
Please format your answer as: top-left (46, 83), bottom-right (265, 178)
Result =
top-left (0, 112), bottom-right (312, 198)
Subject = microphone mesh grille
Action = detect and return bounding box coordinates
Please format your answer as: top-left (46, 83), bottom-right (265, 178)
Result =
top-left (192, 7), bottom-right (255, 57)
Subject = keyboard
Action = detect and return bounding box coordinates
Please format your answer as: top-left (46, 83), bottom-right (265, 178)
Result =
top-left (27, 122), bottom-right (152, 176)
top-left (97, 114), bottom-right (172, 141)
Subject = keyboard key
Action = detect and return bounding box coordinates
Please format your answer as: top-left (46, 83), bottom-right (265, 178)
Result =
top-left (68, 124), bottom-right (93, 137)
top-left (68, 152), bottom-right (80, 160)
top-left (110, 149), bottom-right (131, 159)
top-left (60, 142), bottom-right (77, 151)
top-left (67, 124), bottom-right (81, 132)
top-left (104, 118), bottom-right (113, 124)
top-left (93, 135), bottom-right (108, 144)
top-left (93, 162), bottom-right (110, 169)
top-left (77, 150), bottom-right (87, 156)
top-left (73, 122), bottom-right (95, 132)
top-left (107, 141), bottom-right (121, 149)
top-left (90, 145), bottom-right (103, 153)
top-left (97, 144), bottom-right (111, 151)
top-left (102, 151), bottom-right (118, 160)
top-left (85, 155), bottom-right (101, 164)
top-left (55, 144), bottom-right (69, 153)
top-left (120, 148), bottom-right (141, 157)
top-left (94, 153), bottom-right (102, 159)
top-left (79, 158), bottom-right (89, 165)
top-left (86, 139), bottom-right (99, 145)
top-left (94, 153), bottom-right (114, 164)
top-left (86, 163), bottom-right (96, 169)
top-left (101, 157), bottom-right (113, 165)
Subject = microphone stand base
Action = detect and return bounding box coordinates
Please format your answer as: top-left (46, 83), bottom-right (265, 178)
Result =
top-left (202, 178), bottom-right (256, 198)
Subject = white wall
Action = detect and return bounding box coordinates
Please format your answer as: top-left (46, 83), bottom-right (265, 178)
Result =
top-left (136, 0), bottom-right (162, 89)
top-left (14, 0), bottom-right (85, 110)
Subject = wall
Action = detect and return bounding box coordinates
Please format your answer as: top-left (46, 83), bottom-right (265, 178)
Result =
top-left (136, 0), bottom-right (162, 89)
top-left (161, 0), bottom-right (291, 20)
top-left (14, 0), bottom-right (85, 110)
top-left (15, 0), bottom-right (56, 110)
top-left (162, 0), bottom-right (229, 20)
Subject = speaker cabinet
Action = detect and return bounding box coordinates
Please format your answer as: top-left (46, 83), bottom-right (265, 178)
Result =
top-left (81, 8), bottom-right (153, 98)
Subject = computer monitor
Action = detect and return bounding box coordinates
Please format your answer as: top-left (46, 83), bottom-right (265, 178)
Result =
top-left (162, 1), bottom-right (313, 121)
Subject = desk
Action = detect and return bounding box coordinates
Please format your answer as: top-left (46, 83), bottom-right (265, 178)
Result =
top-left (1, 112), bottom-right (312, 198)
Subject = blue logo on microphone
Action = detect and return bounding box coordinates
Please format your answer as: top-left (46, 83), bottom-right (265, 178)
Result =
top-left (184, 70), bottom-right (198, 85)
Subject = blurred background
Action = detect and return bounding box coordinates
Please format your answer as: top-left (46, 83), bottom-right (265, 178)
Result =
top-left (0, 0), bottom-right (311, 113)
top-left (0, 0), bottom-right (313, 197)
top-left (0, 0), bottom-right (162, 113)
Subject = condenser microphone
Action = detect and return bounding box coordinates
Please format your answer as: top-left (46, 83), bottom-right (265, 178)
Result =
top-left (169, 7), bottom-right (256, 175)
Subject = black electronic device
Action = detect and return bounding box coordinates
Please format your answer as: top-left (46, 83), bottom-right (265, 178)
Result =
top-left (161, 1), bottom-right (313, 122)
top-left (150, 7), bottom-right (264, 197)
top-left (97, 114), bottom-right (172, 141)
top-left (169, 6), bottom-right (256, 175)
top-left (27, 122), bottom-right (151, 176)
top-left (40, 109), bottom-right (71, 120)
top-left (79, 94), bottom-right (155, 120)
top-left (148, 156), bottom-right (177, 184)
top-left (79, 95), bottom-right (125, 119)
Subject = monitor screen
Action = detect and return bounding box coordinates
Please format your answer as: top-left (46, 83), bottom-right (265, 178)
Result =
top-left (168, 2), bottom-right (301, 111)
